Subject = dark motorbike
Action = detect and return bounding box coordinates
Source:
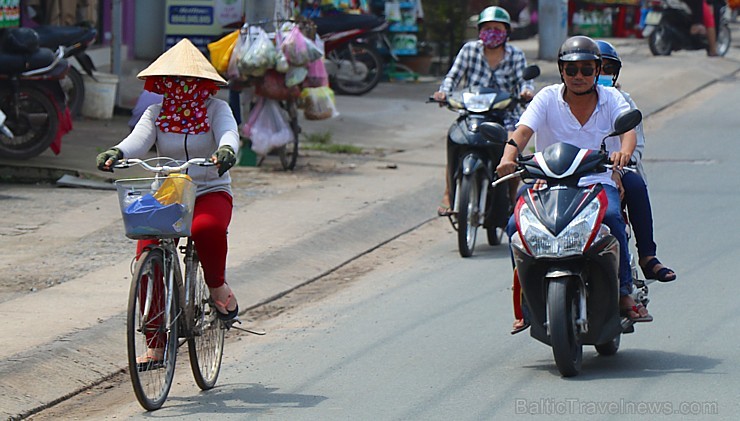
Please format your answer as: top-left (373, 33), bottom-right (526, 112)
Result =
top-left (0, 28), bottom-right (71, 159)
top-left (644, 0), bottom-right (731, 56)
top-left (312, 14), bottom-right (386, 95)
top-left (431, 65), bottom-right (539, 257)
top-left (35, 24), bottom-right (98, 117)
top-left (487, 109), bottom-right (649, 376)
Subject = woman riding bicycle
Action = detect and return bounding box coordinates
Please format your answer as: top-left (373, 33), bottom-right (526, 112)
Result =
top-left (96, 38), bottom-right (241, 365)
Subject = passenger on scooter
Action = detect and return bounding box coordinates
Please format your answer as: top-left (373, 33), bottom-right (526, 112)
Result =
top-left (497, 36), bottom-right (653, 328)
top-left (596, 40), bottom-right (677, 283)
top-left (432, 6), bottom-right (535, 216)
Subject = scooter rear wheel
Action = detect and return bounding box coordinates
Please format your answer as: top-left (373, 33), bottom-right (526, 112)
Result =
top-left (716, 24), bottom-right (731, 57)
top-left (0, 87), bottom-right (59, 159)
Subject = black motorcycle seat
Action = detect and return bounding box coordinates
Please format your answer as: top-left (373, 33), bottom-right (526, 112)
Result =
top-left (35, 25), bottom-right (96, 49)
top-left (313, 14), bottom-right (385, 36)
top-left (0, 47), bottom-right (56, 76)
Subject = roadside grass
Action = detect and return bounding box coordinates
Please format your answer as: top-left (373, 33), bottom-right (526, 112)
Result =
top-left (301, 131), bottom-right (363, 154)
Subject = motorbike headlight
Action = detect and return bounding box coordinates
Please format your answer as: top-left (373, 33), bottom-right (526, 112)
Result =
top-left (518, 200), bottom-right (606, 258)
top-left (462, 92), bottom-right (496, 113)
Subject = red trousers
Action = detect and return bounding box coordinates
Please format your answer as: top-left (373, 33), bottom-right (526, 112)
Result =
top-left (137, 191), bottom-right (233, 288)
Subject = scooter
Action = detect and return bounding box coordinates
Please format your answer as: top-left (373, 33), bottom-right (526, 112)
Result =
top-left (312, 14), bottom-right (387, 95)
top-left (643, 0), bottom-right (731, 56)
top-left (487, 109), bottom-right (648, 377)
top-left (35, 24), bottom-right (98, 117)
top-left (0, 28), bottom-right (71, 159)
top-left (429, 65), bottom-right (540, 258)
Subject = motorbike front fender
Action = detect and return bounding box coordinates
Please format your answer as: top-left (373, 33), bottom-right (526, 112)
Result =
top-left (461, 153), bottom-right (485, 176)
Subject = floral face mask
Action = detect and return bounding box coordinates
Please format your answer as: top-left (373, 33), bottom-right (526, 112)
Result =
top-left (147, 76), bottom-right (218, 134)
top-left (479, 28), bottom-right (508, 49)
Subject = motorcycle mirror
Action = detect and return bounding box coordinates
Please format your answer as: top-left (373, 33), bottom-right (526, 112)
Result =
top-left (479, 122), bottom-right (508, 144)
top-left (608, 109), bottom-right (642, 137)
top-left (522, 65), bottom-right (540, 81)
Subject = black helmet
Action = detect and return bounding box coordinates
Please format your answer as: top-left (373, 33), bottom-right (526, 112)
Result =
top-left (558, 36), bottom-right (601, 63)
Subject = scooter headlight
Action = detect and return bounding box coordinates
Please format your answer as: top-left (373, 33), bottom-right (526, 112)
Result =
top-left (518, 200), bottom-right (606, 257)
top-left (462, 92), bottom-right (496, 113)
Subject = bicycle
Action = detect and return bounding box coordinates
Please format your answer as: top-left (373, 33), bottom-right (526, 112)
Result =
top-left (113, 157), bottom-right (263, 410)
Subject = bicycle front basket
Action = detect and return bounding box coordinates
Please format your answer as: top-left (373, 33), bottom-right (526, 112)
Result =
top-left (115, 176), bottom-right (197, 240)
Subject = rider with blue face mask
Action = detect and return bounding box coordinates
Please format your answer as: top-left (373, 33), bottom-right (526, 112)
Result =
top-left (596, 40), bottom-right (677, 284)
top-left (432, 6), bottom-right (535, 217)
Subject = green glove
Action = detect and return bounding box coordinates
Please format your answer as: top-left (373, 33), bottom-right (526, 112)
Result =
top-left (95, 148), bottom-right (123, 172)
top-left (214, 145), bottom-right (236, 177)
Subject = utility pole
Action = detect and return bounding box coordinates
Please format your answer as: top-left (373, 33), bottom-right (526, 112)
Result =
top-left (538, 0), bottom-right (569, 60)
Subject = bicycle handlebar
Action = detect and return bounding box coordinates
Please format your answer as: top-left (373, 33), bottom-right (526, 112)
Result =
top-left (114, 157), bottom-right (214, 175)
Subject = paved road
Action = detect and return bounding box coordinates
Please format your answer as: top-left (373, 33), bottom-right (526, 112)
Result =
top-left (2, 32), bottom-right (740, 419)
top-left (29, 75), bottom-right (740, 420)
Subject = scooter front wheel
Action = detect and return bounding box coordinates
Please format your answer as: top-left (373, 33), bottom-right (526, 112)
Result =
top-left (648, 25), bottom-right (672, 56)
top-left (329, 42), bottom-right (383, 96)
top-left (457, 173), bottom-right (479, 257)
top-left (548, 278), bottom-right (583, 377)
top-left (0, 87), bottom-right (59, 159)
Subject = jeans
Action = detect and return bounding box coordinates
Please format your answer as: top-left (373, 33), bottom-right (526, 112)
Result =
top-left (506, 183), bottom-right (632, 296)
top-left (621, 171), bottom-right (656, 258)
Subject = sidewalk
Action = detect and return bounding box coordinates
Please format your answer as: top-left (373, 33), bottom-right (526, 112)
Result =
top-left (2, 34), bottom-right (740, 419)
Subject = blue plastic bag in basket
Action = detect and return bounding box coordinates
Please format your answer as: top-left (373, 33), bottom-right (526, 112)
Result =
top-left (123, 194), bottom-right (189, 237)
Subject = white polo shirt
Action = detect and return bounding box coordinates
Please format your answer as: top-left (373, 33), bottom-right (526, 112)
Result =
top-left (518, 84), bottom-right (630, 188)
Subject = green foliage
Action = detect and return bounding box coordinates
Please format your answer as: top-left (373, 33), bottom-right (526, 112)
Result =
top-left (302, 131), bottom-right (363, 154)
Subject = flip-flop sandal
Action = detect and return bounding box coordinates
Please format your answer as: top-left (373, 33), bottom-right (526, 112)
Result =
top-left (212, 291), bottom-right (240, 322)
top-left (511, 319), bottom-right (530, 335)
top-left (641, 257), bottom-right (676, 282)
top-left (136, 355), bottom-right (165, 372)
top-left (621, 304), bottom-right (653, 323)
top-left (437, 205), bottom-right (453, 217)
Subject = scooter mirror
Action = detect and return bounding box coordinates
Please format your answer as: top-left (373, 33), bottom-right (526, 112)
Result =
top-left (479, 122), bottom-right (508, 144)
top-left (522, 65), bottom-right (540, 81)
top-left (608, 108), bottom-right (642, 137)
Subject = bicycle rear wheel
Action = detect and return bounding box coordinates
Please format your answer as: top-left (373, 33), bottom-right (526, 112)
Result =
top-left (127, 248), bottom-right (179, 411)
top-left (187, 252), bottom-right (225, 390)
top-left (278, 99), bottom-right (300, 171)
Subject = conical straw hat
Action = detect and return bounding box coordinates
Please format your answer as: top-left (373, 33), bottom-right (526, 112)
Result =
top-left (137, 38), bottom-right (227, 85)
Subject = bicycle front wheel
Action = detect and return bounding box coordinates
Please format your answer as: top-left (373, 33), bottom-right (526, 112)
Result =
top-left (127, 248), bottom-right (179, 411)
top-left (187, 252), bottom-right (225, 390)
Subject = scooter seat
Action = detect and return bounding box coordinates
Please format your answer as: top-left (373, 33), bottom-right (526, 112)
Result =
top-left (0, 47), bottom-right (56, 76)
top-left (35, 25), bottom-right (96, 49)
top-left (313, 14), bottom-right (385, 36)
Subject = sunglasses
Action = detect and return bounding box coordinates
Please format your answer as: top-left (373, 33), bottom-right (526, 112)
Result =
top-left (563, 64), bottom-right (595, 77)
top-left (602, 63), bottom-right (621, 75)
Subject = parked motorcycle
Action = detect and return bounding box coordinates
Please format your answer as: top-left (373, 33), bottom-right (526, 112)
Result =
top-left (487, 109), bottom-right (649, 377)
top-left (312, 14), bottom-right (386, 95)
top-left (0, 28), bottom-right (71, 159)
top-left (643, 0), bottom-right (731, 56)
top-left (430, 65), bottom-right (540, 257)
top-left (35, 24), bottom-right (98, 117)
